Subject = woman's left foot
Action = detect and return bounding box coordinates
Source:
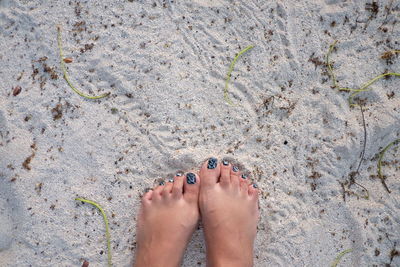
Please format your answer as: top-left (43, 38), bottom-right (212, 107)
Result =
top-left (134, 172), bottom-right (200, 267)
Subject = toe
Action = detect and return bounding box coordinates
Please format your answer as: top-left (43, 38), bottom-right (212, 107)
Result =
top-left (172, 172), bottom-right (184, 198)
top-left (240, 173), bottom-right (251, 186)
top-left (162, 177), bottom-right (174, 195)
top-left (240, 177), bottom-right (249, 193)
top-left (153, 182), bottom-right (166, 200)
top-left (230, 165), bottom-right (240, 187)
top-left (220, 159), bottom-right (231, 186)
top-left (248, 183), bottom-right (259, 198)
top-left (183, 172), bottom-right (200, 202)
top-left (142, 189), bottom-right (153, 203)
top-left (248, 184), bottom-right (260, 214)
top-left (199, 157), bottom-right (220, 188)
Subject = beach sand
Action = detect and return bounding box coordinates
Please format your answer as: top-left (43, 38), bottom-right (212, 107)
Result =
top-left (1, 0), bottom-right (399, 266)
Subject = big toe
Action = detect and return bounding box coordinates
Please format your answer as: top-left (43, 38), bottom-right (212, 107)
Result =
top-left (183, 172), bottom-right (200, 202)
top-left (199, 157), bottom-right (220, 188)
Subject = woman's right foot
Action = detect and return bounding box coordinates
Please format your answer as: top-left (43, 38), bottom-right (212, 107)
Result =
top-left (199, 158), bottom-right (259, 267)
top-left (134, 172), bottom-right (201, 267)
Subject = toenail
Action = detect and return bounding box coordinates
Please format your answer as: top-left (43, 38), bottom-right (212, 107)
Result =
top-left (207, 157), bottom-right (218, 169)
top-left (144, 187), bottom-right (153, 192)
top-left (168, 178), bottom-right (174, 183)
top-left (159, 180), bottom-right (165, 186)
top-left (232, 166), bottom-right (239, 172)
top-left (252, 184), bottom-right (258, 188)
top-left (176, 172), bottom-right (182, 176)
top-left (241, 174), bottom-right (247, 179)
top-left (222, 160), bottom-right (229, 166)
top-left (186, 173), bottom-right (196, 184)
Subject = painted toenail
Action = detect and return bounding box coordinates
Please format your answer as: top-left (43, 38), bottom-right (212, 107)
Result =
top-left (144, 187), bottom-right (153, 192)
top-left (159, 180), bottom-right (165, 186)
top-left (222, 160), bottom-right (229, 166)
top-left (186, 173), bottom-right (196, 184)
top-left (207, 157), bottom-right (218, 169)
top-left (176, 172), bottom-right (182, 176)
top-left (241, 174), bottom-right (247, 179)
top-left (168, 178), bottom-right (174, 183)
top-left (253, 184), bottom-right (258, 188)
top-left (232, 166), bottom-right (239, 172)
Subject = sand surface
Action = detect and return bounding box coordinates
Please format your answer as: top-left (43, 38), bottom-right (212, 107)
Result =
top-left (1, 0), bottom-right (400, 266)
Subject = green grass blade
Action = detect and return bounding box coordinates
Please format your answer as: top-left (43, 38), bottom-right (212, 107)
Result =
top-left (326, 40), bottom-right (400, 106)
top-left (57, 25), bottom-right (110, 99)
top-left (331, 249), bottom-right (352, 267)
top-left (326, 40), bottom-right (339, 89)
top-left (344, 73), bottom-right (400, 106)
top-left (75, 198), bottom-right (112, 267)
top-left (224, 45), bottom-right (254, 106)
top-left (377, 139), bottom-right (400, 193)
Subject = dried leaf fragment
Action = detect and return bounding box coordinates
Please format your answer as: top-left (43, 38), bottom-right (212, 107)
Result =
top-left (13, 86), bottom-right (22, 96)
top-left (63, 57), bottom-right (73, 63)
top-left (22, 153), bottom-right (35, 170)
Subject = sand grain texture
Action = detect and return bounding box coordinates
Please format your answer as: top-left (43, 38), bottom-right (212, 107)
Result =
top-left (1, 0), bottom-right (399, 266)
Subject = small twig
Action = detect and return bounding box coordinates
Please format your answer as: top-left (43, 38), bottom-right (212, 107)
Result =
top-left (344, 104), bottom-right (369, 200)
top-left (327, 42), bottom-right (374, 199)
top-left (377, 138), bottom-right (400, 193)
top-left (57, 25), bottom-right (110, 99)
top-left (353, 181), bottom-right (370, 200)
top-left (75, 198), bottom-right (112, 267)
top-left (224, 45), bottom-right (254, 106)
top-left (355, 105), bottom-right (367, 174)
top-left (340, 182), bottom-right (346, 202)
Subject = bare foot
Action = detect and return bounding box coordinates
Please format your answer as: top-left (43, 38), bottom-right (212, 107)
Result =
top-left (134, 172), bottom-right (200, 267)
top-left (199, 158), bottom-right (259, 267)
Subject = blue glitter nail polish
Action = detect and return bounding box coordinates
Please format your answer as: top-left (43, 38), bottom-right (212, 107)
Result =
top-left (241, 174), bottom-right (247, 179)
top-left (159, 180), bottom-right (165, 186)
top-left (232, 166), bottom-right (239, 172)
top-left (253, 184), bottom-right (258, 188)
top-left (207, 157), bottom-right (218, 169)
top-left (168, 178), bottom-right (174, 183)
top-left (222, 160), bottom-right (229, 166)
top-left (186, 173), bottom-right (196, 184)
top-left (176, 172), bottom-right (182, 177)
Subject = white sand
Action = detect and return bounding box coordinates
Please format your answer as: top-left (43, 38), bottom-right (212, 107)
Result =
top-left (1, 0), bottom-right (400, 266)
